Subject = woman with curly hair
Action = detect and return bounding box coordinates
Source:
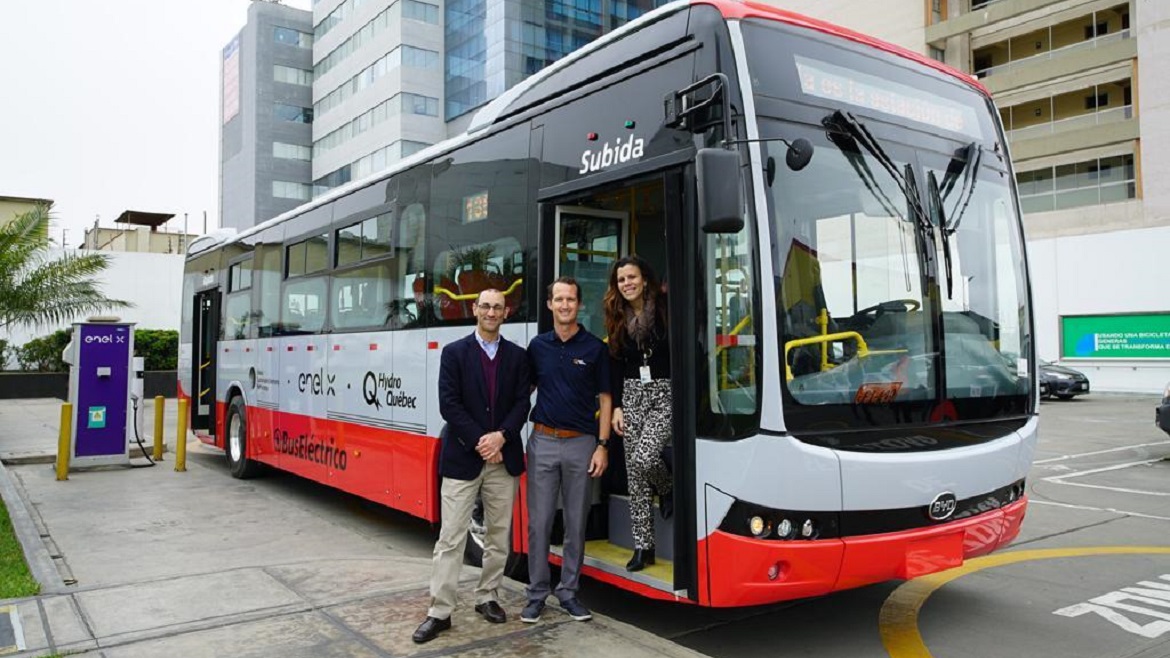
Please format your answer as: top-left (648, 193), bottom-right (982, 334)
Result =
top-left (603, 255), bottom-right (672, 572)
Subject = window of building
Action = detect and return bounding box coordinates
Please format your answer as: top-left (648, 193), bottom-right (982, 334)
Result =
top-left (273, 181), bottom-right (312, 201)
top-left (274, 103), bottom-right (313, 124)
top-left (274, 142), bottom-right (311, 161)
top-left (402, 92), bottom-right (439, 116)
top-left (404, 0), bottom-right (439, 24)
top-left (274, 26), bottom-right (313, 49)
top-left (274, 65), bottom-right (313, 86)
top-left (1016, 154), bottom-right (1136, 213)
top-left (1085, 93), bottom-right (1109, 110)
top-left (929, 46), bottom-right (945, 63)
top-left (402, 45), bottom-right (440, 69)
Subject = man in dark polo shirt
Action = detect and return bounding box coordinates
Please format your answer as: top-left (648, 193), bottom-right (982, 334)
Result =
top-left (521, 276), bottom-right (612, 623)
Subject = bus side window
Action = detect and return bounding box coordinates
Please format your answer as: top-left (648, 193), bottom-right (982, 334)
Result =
top-left (425, 127), bottom-right (528, 326)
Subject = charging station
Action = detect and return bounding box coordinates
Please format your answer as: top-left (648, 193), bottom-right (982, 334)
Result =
top-left (65, 320), bottom-right (139, 468)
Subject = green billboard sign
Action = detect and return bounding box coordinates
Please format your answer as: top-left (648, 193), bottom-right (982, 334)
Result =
top-left (1061, 314), bottom-right (1170, 359)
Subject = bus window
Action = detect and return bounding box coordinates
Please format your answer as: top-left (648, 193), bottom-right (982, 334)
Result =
top-left (255, 240), bottom-right (282, 337)
top-left (282, 276), bottom-right (328, 334)
top-left (699, 225), bottom-right (760, 439)
top-left (426, 127), bottom-right (528, 325)
top-left (332, 260), bottom-right (418, 330)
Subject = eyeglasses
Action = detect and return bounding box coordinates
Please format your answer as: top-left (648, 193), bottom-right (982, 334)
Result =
top-left (476, 303), bottom-right (505, 313)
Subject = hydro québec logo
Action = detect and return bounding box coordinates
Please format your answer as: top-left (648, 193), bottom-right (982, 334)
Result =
top-left (579, 134), bottom-right (645, 174)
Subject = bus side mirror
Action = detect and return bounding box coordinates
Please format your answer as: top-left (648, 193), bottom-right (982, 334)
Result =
top-left (697, 148), bottom-right (744, 234)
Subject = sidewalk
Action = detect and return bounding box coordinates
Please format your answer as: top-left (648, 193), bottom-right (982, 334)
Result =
top-left (0, 399), bottom-right (706, 658)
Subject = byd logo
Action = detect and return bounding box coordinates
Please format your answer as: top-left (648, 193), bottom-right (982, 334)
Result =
top-left (927, 491), bottom-right (958, 521)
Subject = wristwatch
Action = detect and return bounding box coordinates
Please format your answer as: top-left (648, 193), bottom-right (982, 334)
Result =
top-left (596, 437), bottom-right (609, 448)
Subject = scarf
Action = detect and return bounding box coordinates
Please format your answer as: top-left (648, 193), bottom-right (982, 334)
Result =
top-left (625, 296), bottom-right (657, 348)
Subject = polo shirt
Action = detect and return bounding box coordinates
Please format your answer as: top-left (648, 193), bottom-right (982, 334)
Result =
top-left (528, 325), bottom-right (611, 436)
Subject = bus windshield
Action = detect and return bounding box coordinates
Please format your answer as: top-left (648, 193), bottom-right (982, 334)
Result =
top-left (743, 24), bottom-right (1032, 439)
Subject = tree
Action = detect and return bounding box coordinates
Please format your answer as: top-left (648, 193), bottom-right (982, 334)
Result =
top-left (0, 204), bottom-right (131, 331)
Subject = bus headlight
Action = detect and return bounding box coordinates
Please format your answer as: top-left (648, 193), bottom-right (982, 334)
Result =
top-left (776, 518), bottom-right (794, 539)
top-left (801, 519), bottom-right (816, 538)
top-left (748, 516), bottom-right (768, 537)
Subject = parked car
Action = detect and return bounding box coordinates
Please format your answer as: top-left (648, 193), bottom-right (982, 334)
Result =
top-left (1039, 360), bottom-right (1090, 400)
top-left (1156, 383), bottom-right (1170, 436)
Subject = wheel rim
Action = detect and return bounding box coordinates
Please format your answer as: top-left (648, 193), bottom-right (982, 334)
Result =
top-left (229, 412), bottom-right (243, 462)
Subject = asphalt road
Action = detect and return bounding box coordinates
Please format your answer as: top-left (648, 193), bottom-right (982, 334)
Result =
top-left (184, 394), bottom-right (1170, 658)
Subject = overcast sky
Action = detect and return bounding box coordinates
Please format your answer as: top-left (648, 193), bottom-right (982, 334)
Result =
top-left (0, 0), bottom-right (311, 247)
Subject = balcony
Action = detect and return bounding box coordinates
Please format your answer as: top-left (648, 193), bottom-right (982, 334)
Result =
top-left (1007, 105), bottom-right (1132, 141)
top-left (975, 29), bottom-right (1131, 79)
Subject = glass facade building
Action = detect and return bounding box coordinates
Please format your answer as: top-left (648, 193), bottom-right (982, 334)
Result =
top-left (444, 0), bottom-right (669, 120)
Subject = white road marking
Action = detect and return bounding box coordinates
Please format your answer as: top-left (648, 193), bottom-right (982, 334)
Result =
top-left (1034, 441), bottom-right (1170, 464)
top-left (1053, 574), bottom-right (1170, 639)
top-left (1040, 458), bottom-right (1170, 497)
top-left (1029, 499), bottom-right (1170, 522)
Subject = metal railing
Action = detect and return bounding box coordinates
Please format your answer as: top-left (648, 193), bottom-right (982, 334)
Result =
top-left (1007, 105), bottom-right (1133, 140)
top-left (976, 29), bottom-right (1131, 78)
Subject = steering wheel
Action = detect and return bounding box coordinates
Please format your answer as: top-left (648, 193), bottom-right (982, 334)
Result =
top-left (855, 299), bottom-right (921, 318)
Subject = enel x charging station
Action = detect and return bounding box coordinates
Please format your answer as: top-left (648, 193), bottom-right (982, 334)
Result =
top-left (66, 320), bottom-right (139, 468)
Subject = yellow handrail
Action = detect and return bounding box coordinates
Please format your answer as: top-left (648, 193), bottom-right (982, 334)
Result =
top-left (784, 331), bottom-right (870, 381)
top-left (433, 277), bottom-right (524, 301)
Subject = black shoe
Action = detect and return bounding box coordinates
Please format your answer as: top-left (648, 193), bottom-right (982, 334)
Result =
top-left (626, 548), bottom-right (656, 572)
top-left (474, 600), bottom-right (507, 624)
top-left (520, 599), bottom-right (545, 623)
top-left (560, 597), bottom-right (593, 621)
top-left (412, 616), bottom-right (451, 644)
top-left (659, 493), bottom-right (673, 520)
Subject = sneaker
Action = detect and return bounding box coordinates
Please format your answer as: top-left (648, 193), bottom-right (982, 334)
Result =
top-left (560, 597), bottom-right (592, 622)
top-left (520, 599), bottom-right (545, 623)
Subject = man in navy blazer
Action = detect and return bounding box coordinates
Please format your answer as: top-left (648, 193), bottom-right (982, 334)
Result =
top-left (413, 289), bottom-right (531, 644)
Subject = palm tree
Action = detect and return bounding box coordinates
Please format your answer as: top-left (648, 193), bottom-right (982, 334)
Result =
top-left (0, 204), bottom-right (131, 331)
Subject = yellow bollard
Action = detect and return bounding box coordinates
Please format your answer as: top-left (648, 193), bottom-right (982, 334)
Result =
top-left (175, 398), bottom-right (188, 472)
top-left (152, 396), bottom-right (165, 461)
top-left (56, 403), bottom-right (72, 481)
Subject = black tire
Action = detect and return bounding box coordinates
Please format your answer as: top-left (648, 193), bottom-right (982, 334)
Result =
top-left (461, 496), bottom-right (528, 580)
top-left (225, 396), bottom-right (261, 479)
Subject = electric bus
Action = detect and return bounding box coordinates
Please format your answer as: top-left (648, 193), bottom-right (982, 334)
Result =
top-left (180, 0), bottom-right (1036, 607)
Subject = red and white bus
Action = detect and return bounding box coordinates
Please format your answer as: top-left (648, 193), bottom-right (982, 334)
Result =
top-left (181, 0), bottom-right (1036, 607)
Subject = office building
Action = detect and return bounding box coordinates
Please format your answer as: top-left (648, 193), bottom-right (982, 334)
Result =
top-left (220, 1), bottom-right (315, 231)
top-left (308, 0), bottom-right (669, 192)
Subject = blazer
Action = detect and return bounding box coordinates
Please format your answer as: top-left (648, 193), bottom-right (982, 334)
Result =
top-left (437, 332), bottom-right (531, 480)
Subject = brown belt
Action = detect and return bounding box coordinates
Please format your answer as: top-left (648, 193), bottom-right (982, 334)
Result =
top-left (533, 422), bottom-right (585, 439)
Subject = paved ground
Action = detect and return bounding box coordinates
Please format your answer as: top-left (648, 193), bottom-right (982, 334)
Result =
top-left (0, 398), bottom-right (706, 658)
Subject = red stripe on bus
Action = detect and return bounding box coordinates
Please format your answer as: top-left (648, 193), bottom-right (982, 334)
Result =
top-left (333, 344), bottom-right (341, 351)
top-left (715, 335), bottom-right (738, 347)
top-left (369, 344), bottom-right (378, 351)
top-left (267, 347), bottom-right (273, 352)
top-left (428, 341), bottom-right (439, 350)
top-left (287, 346), bottom-right (295, 351)
top-left (307, 345), bottom-right (315, 351)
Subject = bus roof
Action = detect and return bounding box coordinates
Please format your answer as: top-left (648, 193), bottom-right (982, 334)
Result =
top-left (198, 0), bottom-right (987, 257)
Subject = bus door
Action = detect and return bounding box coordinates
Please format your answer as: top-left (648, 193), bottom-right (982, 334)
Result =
top-left (552, 206), bottom-right (627, 339)
top-left (191, 288), bottom-right (221, 432)
top-left (539, 172), bottom-right (696, 600)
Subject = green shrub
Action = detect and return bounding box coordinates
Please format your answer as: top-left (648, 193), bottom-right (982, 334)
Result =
top-left (135, 329), bottom-right (178, 371)
top-left (16, 328), bottom-right (72, 372)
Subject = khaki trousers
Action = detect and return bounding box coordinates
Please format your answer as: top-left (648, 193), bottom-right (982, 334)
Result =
top-left (427, 462), bottom-right (517, 619)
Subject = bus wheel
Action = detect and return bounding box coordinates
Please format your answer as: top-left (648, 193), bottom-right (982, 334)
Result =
top-left (226, 396), bottom-right (261, 479)
top-left (462, 497), bottom-right (528, 580)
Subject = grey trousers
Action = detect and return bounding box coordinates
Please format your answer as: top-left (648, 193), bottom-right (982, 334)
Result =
top-left (525, 428), bottom-right (596, 604)
top-left (427, 462), bottom-right (517, 619)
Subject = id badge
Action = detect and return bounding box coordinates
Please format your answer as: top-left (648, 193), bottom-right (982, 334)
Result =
top-left (639, 365), bottom-right (652, 383)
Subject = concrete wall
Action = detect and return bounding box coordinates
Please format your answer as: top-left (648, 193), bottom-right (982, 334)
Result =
top-left (1028, 224), bottom-right (1170, 393)
top-left (763, 0), bottom-right (928, 54)
top-left (4, 250), bottom-right (185, 370)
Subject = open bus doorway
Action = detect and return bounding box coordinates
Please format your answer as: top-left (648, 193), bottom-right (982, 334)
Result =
top-left (540, 174), bottom-right (686, 595)
top-left (190, 288), bottom-right (220, 432)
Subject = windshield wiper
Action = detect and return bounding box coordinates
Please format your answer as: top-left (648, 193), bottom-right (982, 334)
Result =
top-left (938, 142), bottom-right (981, 234)
top-left (823, 111), bottom-right (934, 292)
top-left (927, 171), bottom-right (954, 299)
